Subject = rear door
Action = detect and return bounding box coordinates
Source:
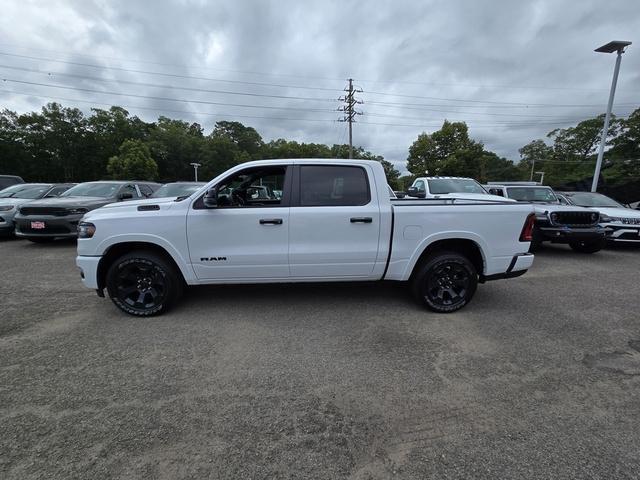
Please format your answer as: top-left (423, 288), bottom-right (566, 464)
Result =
top-left (288, 164), bottom-right (381, 278)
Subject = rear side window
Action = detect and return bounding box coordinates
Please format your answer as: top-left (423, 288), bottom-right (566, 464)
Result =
top-left (300, 166), bottom-right (370, 206)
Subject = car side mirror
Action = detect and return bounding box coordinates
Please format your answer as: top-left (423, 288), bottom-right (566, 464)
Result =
top-left (118, 192), bottom-right (134, 200)
top-left (203, 187), bottom-right (218, 208)
top-left (407, 186), bottom-right (425, 198)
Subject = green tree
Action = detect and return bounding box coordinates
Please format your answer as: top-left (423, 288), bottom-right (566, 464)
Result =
top-left (212, 121), bottom-right (263, 157)
top-left (107, 140), bottom-right (158, 180)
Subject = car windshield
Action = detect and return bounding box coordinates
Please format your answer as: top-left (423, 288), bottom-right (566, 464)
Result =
top-left (427, 178), bottom-right (486, 194)
top-left (507, 187), bottom-right (558, 203)
top-left (60, 182), bottom-right (121, 198)
top-left (0, 184), bottom-right (51, 199)
top-left (567, 192), bottom-right (624, 208)
top-left (152, 183), bottom-right (204, 198)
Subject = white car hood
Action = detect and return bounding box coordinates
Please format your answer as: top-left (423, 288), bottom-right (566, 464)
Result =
top-left (595, 207), bottom-right (640, 219)
top-left (531, 203), bottom-right (598, 214)
top-left (98, 197), bottom-right (178, 210)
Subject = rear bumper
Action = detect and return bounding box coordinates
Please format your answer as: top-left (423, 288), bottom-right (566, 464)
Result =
top-left (76, 255), bottom-right (101, 289)
top-left (481, 253), bottom-right (534, 282)
top-left (537, 225), bottom-right (605, 244)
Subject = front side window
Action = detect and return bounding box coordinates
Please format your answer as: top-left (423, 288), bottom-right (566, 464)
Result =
top-left (216, 166), bottom-right (287, 207)
top-left (414, 180), bottom-right (426, 193)
top-left (120, 184), bottom-right (138, 198)
top-left (300, 165), bottom-right (369, 206)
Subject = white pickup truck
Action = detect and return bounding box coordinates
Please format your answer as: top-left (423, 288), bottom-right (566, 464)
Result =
top-left (76, 159), bottom-right (536, 317)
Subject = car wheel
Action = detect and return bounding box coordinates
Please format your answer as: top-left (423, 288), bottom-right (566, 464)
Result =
top-left (27, 237), bottom-right (55, 243)
top-left (569, 239), bottom-right (604, 254)
top-left (412, 251), bottom-right (478, 313)
top-left (106, 251), bottom-right (183, 317)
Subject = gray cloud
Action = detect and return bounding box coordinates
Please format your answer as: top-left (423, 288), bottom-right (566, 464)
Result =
top-left (0, 0), bottom-right (638, 174)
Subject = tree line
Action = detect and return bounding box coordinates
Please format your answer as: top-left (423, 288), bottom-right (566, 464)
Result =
top-left (1, 102), bottom-right (638, 194)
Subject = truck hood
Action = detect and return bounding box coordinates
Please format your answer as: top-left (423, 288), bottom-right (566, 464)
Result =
top-left (531, 204), bottom-right (598, 214)
top-left (98, 197), bottom-right (177, 210)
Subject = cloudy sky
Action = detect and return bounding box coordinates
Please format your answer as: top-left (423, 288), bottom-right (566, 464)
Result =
top-left (1, 0), bottom-right (638, 173)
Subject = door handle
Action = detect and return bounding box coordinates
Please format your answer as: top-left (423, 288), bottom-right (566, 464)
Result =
top-left (259, 218), bottom-right (283, 225)
top-left (350, 217), bottom-right (373, 223)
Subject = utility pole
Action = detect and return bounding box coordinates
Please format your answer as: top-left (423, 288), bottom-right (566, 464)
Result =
top-left (190, 162), bottom-right (201, 182)
top-left (338, 78), bottom-right (362, 159)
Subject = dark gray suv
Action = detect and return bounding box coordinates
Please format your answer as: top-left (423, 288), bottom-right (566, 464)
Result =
top-left (14, 181), bottom-right (159, 242)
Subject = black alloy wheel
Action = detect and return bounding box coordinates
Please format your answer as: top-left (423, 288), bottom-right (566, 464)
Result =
top-left (106, 251), bottom-right (182, 316)
top-left (412, 252), bottom-right (478, 313)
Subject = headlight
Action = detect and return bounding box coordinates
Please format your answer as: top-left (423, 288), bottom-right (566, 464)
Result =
top-left (68, 207), bottom-right (89, 215)
top-left (0, 205), bottom-right (15, 212)
top-left (77, 222), bottom-right (96, 238)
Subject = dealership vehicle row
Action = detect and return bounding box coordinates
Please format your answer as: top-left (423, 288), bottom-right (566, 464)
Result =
top-left (1, 160), bottom-right (639, 319)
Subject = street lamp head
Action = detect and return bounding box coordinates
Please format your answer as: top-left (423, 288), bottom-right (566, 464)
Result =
top-left (595, 40), bottom-right (632, 54)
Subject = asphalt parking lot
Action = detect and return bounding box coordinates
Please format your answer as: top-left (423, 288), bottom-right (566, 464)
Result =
top-left (1, 238), bottom-right (640, 479)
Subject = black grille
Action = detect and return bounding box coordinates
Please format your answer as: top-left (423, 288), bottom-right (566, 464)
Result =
top-left (553, 211), bottom-right (597, 227)
top-left (20, 225), bottom-right (71, 234)
top-left (19, 206), bottom-right (68, 216)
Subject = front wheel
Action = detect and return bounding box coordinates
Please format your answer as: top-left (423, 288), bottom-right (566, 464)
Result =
top-left (106, 251), bottom-right (183, 316)
top-left (411, 251), bottom-right (478, 313)
top-left (569, 239), bottom-right (604, 254)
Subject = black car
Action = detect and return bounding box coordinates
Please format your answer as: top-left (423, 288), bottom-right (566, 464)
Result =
top-left (0, 175), bottom-right (24, 190)
top-left (14, 181), bottom-right (159, 242)
top-left (151, 182), bottom-right (206, 198)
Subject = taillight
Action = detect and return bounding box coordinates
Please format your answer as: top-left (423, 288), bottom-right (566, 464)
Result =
top-left (520, 213), bottom-right (536, 242)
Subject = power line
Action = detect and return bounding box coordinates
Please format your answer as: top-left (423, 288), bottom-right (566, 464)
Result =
top-left (0, 64), bottom-right (337, 102)
top-left (338, 79), bottom-right (363, 158)
top-left (0, 78), bottom-right (340, 113)
top-left (0, 88), bottom-right (339, 124)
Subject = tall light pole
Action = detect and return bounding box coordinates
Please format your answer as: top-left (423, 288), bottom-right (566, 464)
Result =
top-left (591, 40), bottom-right (632, 192)
top-left (190, 162), bottom-right (201, 182)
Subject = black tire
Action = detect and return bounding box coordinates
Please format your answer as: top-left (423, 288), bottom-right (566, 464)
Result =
top-left (105, 250), bottom-right (183, 317)
top-left (569, 239), bottom-right (605, 254)
top-left (411, 251), bottom-right (478, 313)
top-left (27, 237), bottom-right (55, 243)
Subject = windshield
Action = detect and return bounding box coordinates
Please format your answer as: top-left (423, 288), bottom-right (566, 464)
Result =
top-left (61, 182), bottom-right (121, 198)
top-left (507, 187), bottom-right (558, 203)
top-left (567, 192), bottom-right (624, 208)
top-left (0, 184), bottom-right (51, 199)
top-left (427, 178), bottom-right (486, 194)
top-left (152, 183), bottom-right (204, 198)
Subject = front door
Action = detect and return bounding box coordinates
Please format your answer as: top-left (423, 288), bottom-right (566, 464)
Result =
top-left (288, 164), bottom-right (381, 278)
top-left (187, 165), bottom-right (291, 280)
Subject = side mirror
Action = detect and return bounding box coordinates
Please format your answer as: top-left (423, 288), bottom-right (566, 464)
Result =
top-left (118, 192), bottom-right (134, 200)
top-left (203, 187), bottom-right (218, 208)
top-left (407, 187), bottom-right (425, 198)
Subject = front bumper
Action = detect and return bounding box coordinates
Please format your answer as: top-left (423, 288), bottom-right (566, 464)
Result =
top-left (604, 224), bottom-right (640, 243)
top-left (76, 255), bottom-right (101, 289)
top-left (0, 212), bottom-right (16, 234)
top-left (537, 225), bottom-right (605, 244)
top-left (14, 214), bottom-right (84, 238)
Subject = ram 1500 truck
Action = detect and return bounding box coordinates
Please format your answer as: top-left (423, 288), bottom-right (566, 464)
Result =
top-left (76, 159), bottom-right (536, 317)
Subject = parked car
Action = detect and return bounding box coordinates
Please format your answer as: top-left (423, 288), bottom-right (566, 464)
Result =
top-left (557, 191), bottom-right (640, 245)
top-left (485, 184), bottom-right (605, 253)
top-left (151, 182), bottom-right (206, 199)
top-left (76, 159), bottom-right (535, 317)
top-left (407, 176), bottom-right (509, 202)
top-left (0, 183), bottom-right (74, 235)
top-left (0, 175), bottom-right (24, 191)
top-left (14, 181), bottom-right (159, 242)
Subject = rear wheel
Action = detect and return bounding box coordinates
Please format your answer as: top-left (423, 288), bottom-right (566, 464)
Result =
top-left (569, 239), bottom-right (604, 254)
top-left (106, 251), bottom-right (183, 316)
top-left (412, 251), bottom-right (478, 313)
